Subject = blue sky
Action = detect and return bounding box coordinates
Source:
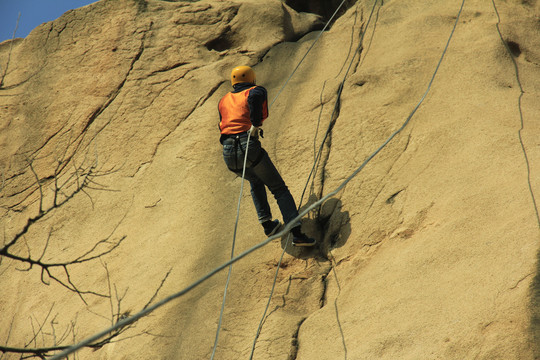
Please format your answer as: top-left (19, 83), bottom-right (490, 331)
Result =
top-left (0, 0), bottom-right (98, 42)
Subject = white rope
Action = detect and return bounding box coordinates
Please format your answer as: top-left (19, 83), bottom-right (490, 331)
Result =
top-left (269, 0), bottom-right (350, 109)
top-left (210, 130), bottom-right (252, 359)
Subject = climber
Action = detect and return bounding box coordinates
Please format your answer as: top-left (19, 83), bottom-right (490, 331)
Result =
top-left (218, 65), bottom-right (316, 247)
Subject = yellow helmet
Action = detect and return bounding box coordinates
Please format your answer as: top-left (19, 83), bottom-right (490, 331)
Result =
top-left (230, 66), bottom-right (256, 85)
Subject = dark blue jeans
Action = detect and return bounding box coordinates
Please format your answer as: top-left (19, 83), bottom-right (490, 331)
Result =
top-left (222, 135), bottom-right (299, 226)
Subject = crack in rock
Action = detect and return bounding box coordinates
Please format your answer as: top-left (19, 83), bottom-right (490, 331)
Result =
top-left (147, 61), bottom-right (189, 77)
top-left (288, 317), bottom-right (307, 360)
top-left (79, 26), bottom-right (149, 136)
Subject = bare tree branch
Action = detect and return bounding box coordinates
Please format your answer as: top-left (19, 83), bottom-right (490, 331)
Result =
top-left (1, 154), bottom-right (126, 299)
top-left (0, 12), bottom-right (20, 88)
top-left (25, 304), bottom-right (55, 349)
top-left (25, 158), bottom-right (45, 215)
top-left (144, 268), bottom-right (172, 310)
top-left (0, 316), bottom-right (15, 360)
top-left (0, 269), bottom-right (172, 359)
top-left (0, 106), bottom-right (165, 359)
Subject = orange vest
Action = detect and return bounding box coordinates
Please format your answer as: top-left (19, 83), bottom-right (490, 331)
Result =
top-left (218, 86), bottom-right (268, 135)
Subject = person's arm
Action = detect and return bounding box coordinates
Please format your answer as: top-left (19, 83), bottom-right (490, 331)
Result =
top-left (247, 86), bottom-right (267, 127)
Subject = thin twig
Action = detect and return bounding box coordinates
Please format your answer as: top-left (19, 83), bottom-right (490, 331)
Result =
top-left (144, 268), bottom-right (172, 310)
top-left (26, 158), bottom-right (44, 215)
top-left (0, 12), bottom-right (20, 88)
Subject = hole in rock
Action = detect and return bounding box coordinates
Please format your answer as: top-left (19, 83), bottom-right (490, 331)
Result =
top-left (506, 40), bottom-right (522, 57)
top-left (205, 29), bottom-right (234, 51)
top-left (386, 190), bottom-right (403, 204)
top-left (285, 0), bottom-right (357, 24)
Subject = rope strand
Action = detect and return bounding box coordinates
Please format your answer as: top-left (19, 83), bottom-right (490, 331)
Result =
top-left (210, 130), bottom-right (252, 359)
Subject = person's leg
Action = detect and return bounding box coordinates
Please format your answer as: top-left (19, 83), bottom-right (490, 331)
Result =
top-left (223, 137), bottom-right (272, 223)
top-left (242, 168), bottom-right (273, 224)
top-left (233, 137), bottom-right (313, 245)
top-left (222, 138), bottom-right (241, 171)
top-left (244, 174), bottom-right (280, 235)
top-left (243, 173), bottom-right (281, 235)
top-left (251, 157), bottom-right (315, 246)
top-left (248, 147), bottom-right (299, 226)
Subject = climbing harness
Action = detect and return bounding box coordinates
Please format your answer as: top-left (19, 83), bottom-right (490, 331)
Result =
top-left (226, 132), bottom-right (264, 172)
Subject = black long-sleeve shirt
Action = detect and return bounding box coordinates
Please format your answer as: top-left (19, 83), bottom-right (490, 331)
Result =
top-left (231, 82), bottom-right (267, 127)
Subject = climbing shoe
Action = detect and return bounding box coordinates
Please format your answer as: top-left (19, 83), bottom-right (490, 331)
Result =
top-left (262, 219), bottom-right (281, 236)
top-left (292, 233), bottom-right (316, 247)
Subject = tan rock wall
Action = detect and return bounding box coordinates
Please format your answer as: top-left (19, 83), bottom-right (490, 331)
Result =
top-left (1, 0), bottom-right (539, 359)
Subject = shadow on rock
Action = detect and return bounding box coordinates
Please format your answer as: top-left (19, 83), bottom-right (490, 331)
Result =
top-left (531, 247), bottom-right (540, 358)
top-left (280, 194), bottom-right (351, 259)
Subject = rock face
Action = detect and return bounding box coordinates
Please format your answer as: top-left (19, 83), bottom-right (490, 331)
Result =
top-left (1, 0), bottom-right (539, 359)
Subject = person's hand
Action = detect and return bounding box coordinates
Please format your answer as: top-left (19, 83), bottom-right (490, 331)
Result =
top-left (249, 125), bottom-right (260, 137)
